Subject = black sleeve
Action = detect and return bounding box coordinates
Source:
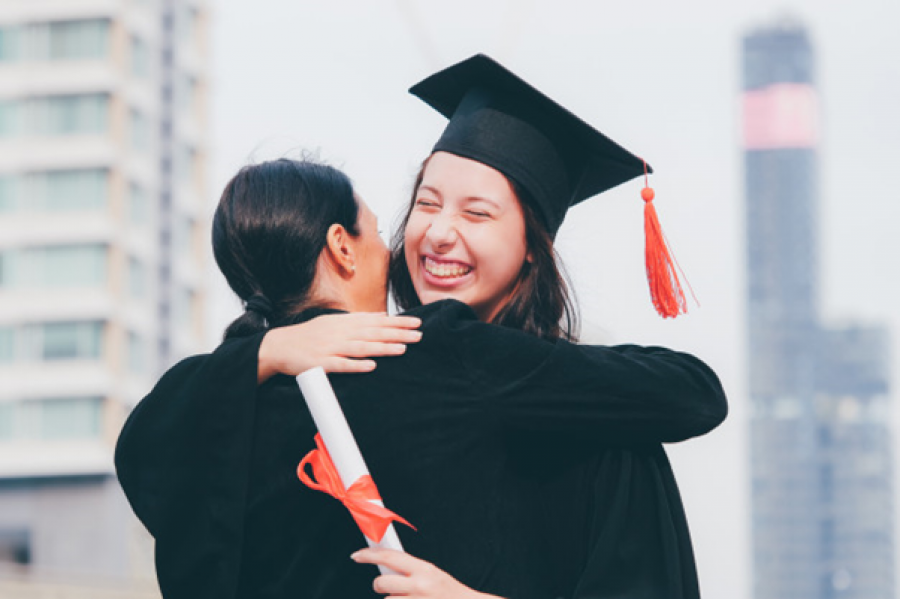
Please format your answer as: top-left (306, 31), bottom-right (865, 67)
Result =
top-left (114, 332), bottom-right (265, 599)
top-left (434, 302), bottom-right (728, 445)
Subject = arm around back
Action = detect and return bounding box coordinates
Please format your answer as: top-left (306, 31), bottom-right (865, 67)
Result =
top-left (419, 300), bottom-right (727, 445)
top-left (114, 332), bottom-right (265, 599)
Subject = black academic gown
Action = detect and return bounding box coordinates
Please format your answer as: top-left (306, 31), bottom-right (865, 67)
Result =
top-left (115, 299), bottom-right (727, 599)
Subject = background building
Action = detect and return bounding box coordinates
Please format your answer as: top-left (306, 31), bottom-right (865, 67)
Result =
top-left (0, 0), bottom-right (208, 595)
top-left (743, 20), bottom-right (894, 599)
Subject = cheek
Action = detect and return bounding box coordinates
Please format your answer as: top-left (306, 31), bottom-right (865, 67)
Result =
top-left (467, 224), bottom-right (526, 262)
top-left (475, 228), bottom-right (527, 281)
top-left (404, 212), bottom-right (428, 242)
top-left (403, 218), bottom-right (426, 263)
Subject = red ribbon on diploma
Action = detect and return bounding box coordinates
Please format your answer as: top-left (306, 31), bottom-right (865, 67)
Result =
top-left (297, 433), bottom-right (415, 542)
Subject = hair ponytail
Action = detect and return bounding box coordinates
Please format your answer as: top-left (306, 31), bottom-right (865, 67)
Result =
top-left (222, 293), bottom-right (273, 340)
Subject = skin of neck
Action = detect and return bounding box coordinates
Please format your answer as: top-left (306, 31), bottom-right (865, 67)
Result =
top-left (308, 253), bottom-right (387, 314)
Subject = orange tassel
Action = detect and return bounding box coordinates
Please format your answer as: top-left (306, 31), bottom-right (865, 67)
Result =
top-left (641, 161), bottom-right (689, 318)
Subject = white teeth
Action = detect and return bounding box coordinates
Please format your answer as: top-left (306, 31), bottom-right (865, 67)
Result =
top-left (424, 257), bottom-right (471, 278)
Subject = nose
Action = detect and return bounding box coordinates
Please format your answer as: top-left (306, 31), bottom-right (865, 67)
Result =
top-left (424, 211), bottom-right (458, 250)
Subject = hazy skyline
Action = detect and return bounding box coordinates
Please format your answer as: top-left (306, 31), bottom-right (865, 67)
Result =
top-left (209, 3), bottom-right (900, 598)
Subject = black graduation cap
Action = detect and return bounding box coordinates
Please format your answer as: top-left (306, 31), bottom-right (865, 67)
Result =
top-left (410, 54), bottom-right (691, 319)
top-left (409, 53), bottom-right (650, 237)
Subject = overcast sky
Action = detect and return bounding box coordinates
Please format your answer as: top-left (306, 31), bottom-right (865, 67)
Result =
top-left (208, 2), bottom-right (900, 598)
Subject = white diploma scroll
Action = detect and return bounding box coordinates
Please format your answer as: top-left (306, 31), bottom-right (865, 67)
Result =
top-left (295, 367), bottom-right (404, 574)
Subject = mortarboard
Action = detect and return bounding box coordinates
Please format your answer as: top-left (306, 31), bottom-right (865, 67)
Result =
top-left (409, 53), bottom-right (690, 318)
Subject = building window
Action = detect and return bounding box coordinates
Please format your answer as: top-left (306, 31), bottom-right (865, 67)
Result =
top-left (25, 19), bottom-right (110, 61)
top-left (0, 397), bottom-right (103, 441)
top-left (0, 403), bottom-right (12, 439)
top-left (38, 244), bottom-right (108, 287)
top-left (23, 321), bottom-right (104, 361)
top-left (0, 250), bottom-right (8, 288)
top-left (130, 35), bottom-right (150, 78)
top-left (127, 256), bottom-right (146, 298)
top-left (0, 20), bottom-right (109, 63)
top-left (22, 168), bottom-right (108, 211)
top-left (0, 250), bottom-right (13, 289)
top-left (0, 26), bottom-right (22, 61)
top-left (0, 96), bottom-right (108, 142)
top-left (127, 332), bottom-right (146, 374)
top-left (1, 95), bottom-right (111, 138)
top-left (174, 144), bottom-right (196, 185)
top-left (130, 108), bottom-right (151, 152)
top-left (41, 321), bottom-right (103, 360)
top-left (176, 74), bottom-right (197, 115)
top-left (0, 174), bottom-right (16, 212)
top-left (176, 6), bottom-right (199, 43)
top-left (173, 216), bottom-right (194, 253)
top-left (128, 182), bottom-right (148, 224)
top-left (39, 397), bottom-right (103, 439)
top-left (0, 244), bottom-right (107, 290)
top-left (0, 529), bottom-right (31, 566)
top-left (0, 327), bottom-right (12, 363)
top-left (0, 99), bottom-right (20, 137)
top-left (173, 287), bottom-right (194, 327)
top-left (25, 93), bottom-right (109, 136)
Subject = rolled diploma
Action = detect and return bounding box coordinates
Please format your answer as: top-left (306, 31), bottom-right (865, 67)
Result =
top-left (296, 366), bottom-right (404, 574)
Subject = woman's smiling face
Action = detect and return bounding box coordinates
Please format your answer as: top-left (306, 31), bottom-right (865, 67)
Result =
top-left (404, 151), bottom-right (530, 321)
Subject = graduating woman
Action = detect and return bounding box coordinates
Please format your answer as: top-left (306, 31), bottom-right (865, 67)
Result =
top-left (116, 55), bottom-right (726, 599)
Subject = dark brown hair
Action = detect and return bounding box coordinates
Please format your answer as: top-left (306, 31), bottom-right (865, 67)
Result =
top-left (213, 158), bottom-right (359, 340)
top-left (389, 156), bottom-right (579, 341)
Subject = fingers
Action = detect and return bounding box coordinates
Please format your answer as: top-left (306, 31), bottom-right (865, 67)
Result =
top-left (362, 328), bottom-right (423, 344)
top-left (316, 313), bottom-right (423, 347)
top-left (372, 573), bottom-right (413, 596)
top-left (353, 317), bottom-right (423, 344)
top-left (322, 358), bottom-right (377, 374)
top-left (351, 548), bottom-right (419, 575)
top-left (355, 314), bottom-right (423, 330)
top-left (340, 341), bottom-right (408, 359)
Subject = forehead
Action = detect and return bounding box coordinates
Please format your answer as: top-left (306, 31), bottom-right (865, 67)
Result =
top-left (421, 152), bottom-right (516, 198)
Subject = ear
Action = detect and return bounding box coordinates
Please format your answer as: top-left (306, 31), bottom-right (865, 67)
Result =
top-left (323, 223), bottom-right (357, 276)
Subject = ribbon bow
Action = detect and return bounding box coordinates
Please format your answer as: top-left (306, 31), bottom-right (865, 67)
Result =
top-left (297, 433), bottom-right (415, 542)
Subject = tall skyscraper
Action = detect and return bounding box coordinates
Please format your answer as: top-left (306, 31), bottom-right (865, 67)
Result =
top-left (743, 20), bottom-right (894, 599)
top-left (0, 0), bottom-right (208, 594)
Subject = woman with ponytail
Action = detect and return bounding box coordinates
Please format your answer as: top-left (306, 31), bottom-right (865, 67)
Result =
top-left (212, 158), bottom-right (421, 379)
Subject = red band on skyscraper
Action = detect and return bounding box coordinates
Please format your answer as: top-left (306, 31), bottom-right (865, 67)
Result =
top-left (742, 83), bottom-right (818, 150)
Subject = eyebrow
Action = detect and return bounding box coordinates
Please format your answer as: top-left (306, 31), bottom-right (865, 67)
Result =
top-left (417, 185), bottom-right (442, 198)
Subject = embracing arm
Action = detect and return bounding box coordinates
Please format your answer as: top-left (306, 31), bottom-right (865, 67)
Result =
top-left (258, 313), bottom-right (422, 382)
top-left (115, 333), bottom-right (265, 599)
top-left (492, 339), bottom-right (728, 444)
top-left (114, 314), bottom-right (421, 596)
top-left (117, 311), bottom-right (424, 521)
top-left (427, 301), bottom-right (728, 445)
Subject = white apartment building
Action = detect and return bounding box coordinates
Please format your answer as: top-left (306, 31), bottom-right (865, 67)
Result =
top-left (0, 0), bottom-right (208, 594)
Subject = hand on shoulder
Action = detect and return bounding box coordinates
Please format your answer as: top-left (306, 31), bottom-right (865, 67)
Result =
top-left (257, 312), bottom-right (422, 382)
